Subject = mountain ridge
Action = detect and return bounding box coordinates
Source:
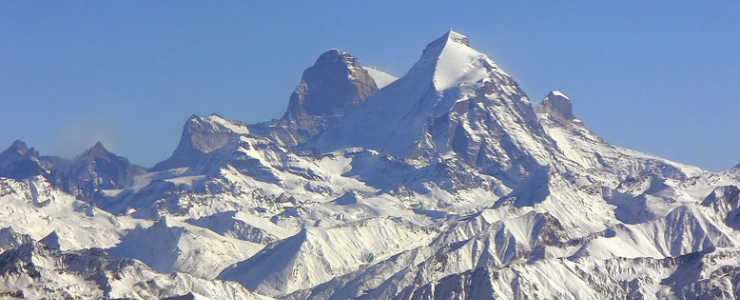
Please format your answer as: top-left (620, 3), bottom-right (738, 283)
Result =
top-left (0, 30), bottom-right (736, 300)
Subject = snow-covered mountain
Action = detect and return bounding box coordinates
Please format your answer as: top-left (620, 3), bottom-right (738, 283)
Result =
top-left (1, 30), bottom-right (738, 299)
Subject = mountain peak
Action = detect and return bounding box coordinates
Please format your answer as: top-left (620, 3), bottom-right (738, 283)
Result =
top-left (284, 49), bottom-right (378, 118)
top-left (92, 141), bottom-right (107, 151)
top-left (196, 114), bottom-right (250, 134)
top-left (9, 140), bottom-right (29, 153)
top-left (549, 90), bottom-right (570, 100)
top-left (0, 140), bottom-right (47, 179)
top-left (541, 90), bottom-right (576, 122)
top-left (446, 30), bottom-right (469, 45)
top-left (424, 30), bottom-right (470, 52)
top-left (242, 49), bottom-right (383, 147)
top-left (84, 141), bottom-right (111, 158)
top-left (412, 30), bottom-right (500, 91)
top-left (1, 140), bottom-right (31, 158)
top-left (441, 30), bottom-right (469, 46)
top-left (241, 49), bottom-right (386, 147)
top-left (151, 114), bottom-right (249, 171)
top-left (314, 49), bottom-right (354, 66)
top-left (0, 140), bottom-right (37, 169)
top-left (66, 139), bottom-right (145, 196)
top-left (313, 30), bottom-right (546, 168)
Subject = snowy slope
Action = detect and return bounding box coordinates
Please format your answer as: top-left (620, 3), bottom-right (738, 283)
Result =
top-left (4, 29), bottom-right (740, 300)
top-left (362, 65), bottom-right (397, 88)
top-left (218, 217), bottom-right (436, 295)
top-left (312, 31), bottom-right (546, 159)
top-left (109, 216), bottom-right (263, 279)
top-left (0, 234), bottom-right (273, 299)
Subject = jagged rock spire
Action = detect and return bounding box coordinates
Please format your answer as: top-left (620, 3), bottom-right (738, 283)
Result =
top-left (541, 90), bottom-right (576, 122)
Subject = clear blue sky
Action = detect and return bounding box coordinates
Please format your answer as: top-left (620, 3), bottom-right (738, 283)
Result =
top-left (1, 2), bottom-right (739, 170)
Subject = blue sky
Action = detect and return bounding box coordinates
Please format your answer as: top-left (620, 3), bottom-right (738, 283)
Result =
top-left (1, 2), bottom-right (739, 170)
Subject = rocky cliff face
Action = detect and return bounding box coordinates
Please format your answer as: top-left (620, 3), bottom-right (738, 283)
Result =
top-left (538, 90), bottom-right (576, 123)
top-left (151, 114), bottom-right (249, 171)
top-left (0, 140), bottom-right (147, 201)
top-left (250, 49), bottom-right (379, 146)
top-left (63, 141), bottom-right (146, 199)
top-left (0, 140), bottom-right (59, 180)
top-left (287, 49), bottom-right (378, 118)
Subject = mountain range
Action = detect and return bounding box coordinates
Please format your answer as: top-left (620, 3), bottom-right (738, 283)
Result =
top-left (1, 30), bottom-right (738, 299)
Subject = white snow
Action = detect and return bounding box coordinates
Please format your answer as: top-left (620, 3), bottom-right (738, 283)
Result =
top-left (550, 90), bottom-right (570, 99)
top-left (362, 65), bottom-right (398, 89)
top-left (3, 29), bottom-right (740, 300)
top-left (427, 31), bottom-right (493, 90)
top-left (202, 114), bottom-right (250, 134)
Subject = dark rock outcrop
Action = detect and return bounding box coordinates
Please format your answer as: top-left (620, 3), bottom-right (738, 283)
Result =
top-left (250, 49), bottom-right (379, 146)
top-left (151, 114), bottom-right (248, 171)
top-left (0, 140), bottom-right (56, 180)
top-left (0, 140), bottom-right (62, 184)
top-left (539, 91), bottom-right (576, 122)
top-left (64, 142), bottom-right (146, 199)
